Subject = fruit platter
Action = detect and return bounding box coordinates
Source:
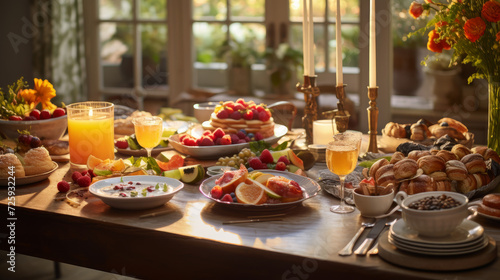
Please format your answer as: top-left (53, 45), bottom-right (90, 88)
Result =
top-left (200, 166), bottom-right (321, 211)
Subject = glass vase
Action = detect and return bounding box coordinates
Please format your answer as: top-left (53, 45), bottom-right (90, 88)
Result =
top-left (488, 77), bottom-right (500, 154)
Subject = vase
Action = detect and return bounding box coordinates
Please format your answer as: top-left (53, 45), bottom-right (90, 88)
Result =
top-left (488, 77), bottom-right (500, 154)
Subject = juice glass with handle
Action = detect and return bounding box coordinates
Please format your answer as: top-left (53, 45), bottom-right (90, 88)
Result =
top-left (133, 116), bottom-right (163, 158)
top-left (326, 131), bottom-right (362, 214)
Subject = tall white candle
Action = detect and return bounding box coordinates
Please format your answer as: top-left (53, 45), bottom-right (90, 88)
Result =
top-left (369, 0), bottom-right (377, 88)
top-left (336, 0), bottom-right (343, 85)
top-left (309, 0), bottom-right (315, 76)
top-left (302, 0), bottom-right (309, 76)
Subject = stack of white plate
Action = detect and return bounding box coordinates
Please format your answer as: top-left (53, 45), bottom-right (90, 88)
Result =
top-left (388, 219), bottom-right (489, 256)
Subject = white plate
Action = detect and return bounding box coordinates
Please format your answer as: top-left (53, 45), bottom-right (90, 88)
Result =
top-left (391, 231), bottom-right (485, 249)
top-left (199, 170), bottom-right (320, 211)
top-left (169, 124), bottom-right (288, 159)
top-left (388, 235), bottom-right (490, 256)
top-left (89, 175), bottom-right (184, 210)
top-left (390, 219), bottom-right (484, 245)
top-left (0, 162), bottom-right (58, 187)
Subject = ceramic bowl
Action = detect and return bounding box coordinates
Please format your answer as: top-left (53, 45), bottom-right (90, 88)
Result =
top-left (0, 115), bottom-right (67, 140)
top-left (353, 188), bottom-right (395, 217)
top-left (193, 102), bottom-right (218, 123)
top-left (395, 191), bottom-right (469, 237)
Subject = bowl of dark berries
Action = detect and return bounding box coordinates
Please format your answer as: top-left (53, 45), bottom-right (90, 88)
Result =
top-left (0, 108), bottom-right (68, 140)
top-left (395, 191), bottom-right (469, 237)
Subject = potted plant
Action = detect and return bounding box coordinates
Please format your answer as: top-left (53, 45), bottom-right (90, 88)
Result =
top-left (264, 43), bottom-right (303, 96)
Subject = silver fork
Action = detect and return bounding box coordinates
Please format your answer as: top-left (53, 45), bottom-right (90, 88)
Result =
top-left (338, 222), bottom-right (375, 256)
top-left (366, 218), bottom-right (397, 256)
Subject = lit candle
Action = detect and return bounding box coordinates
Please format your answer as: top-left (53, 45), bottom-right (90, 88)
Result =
top-left (369, 0), bottom-right (377, 88)
top-left (309, 0), bottom-right (314, 76)
top-left (336, 0), bottom-right (343, 85)
top-left (302, 0), bottom-right (310, 76)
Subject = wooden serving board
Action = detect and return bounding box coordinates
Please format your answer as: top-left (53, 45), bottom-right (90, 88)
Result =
top-left (378, 231), bottom-right (497, 271)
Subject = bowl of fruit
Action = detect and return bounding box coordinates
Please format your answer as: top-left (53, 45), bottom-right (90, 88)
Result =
top-left (0, 77), bottom-right (68, 140)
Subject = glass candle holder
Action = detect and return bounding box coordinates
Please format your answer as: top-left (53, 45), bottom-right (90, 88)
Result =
top-left (67, 101), bottom-right (115, 169)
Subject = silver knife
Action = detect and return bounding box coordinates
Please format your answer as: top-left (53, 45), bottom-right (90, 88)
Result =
top-left (354, 217), bottom-right (387, 256)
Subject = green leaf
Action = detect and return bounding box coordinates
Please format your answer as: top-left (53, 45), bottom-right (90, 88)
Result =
top-left (145, 157), bottom-right (162, 175)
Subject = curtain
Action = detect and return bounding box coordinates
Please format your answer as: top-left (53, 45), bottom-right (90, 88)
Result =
top-left (31, 0), bottom-right (86, 104)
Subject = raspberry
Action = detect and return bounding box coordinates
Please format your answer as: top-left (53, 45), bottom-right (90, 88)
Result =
top-left (199, 136), bottom-right (214, 146)
top-left (260, 149), bottom-right (274, 164)
top-left (87, 169), bottom-right (96, 178)
top-left (244, 136), bottom-right (250, 142)
top-left (76, 175), bottom-right (91, 188)
top-left (9, 115), bottom-right (23, 121)
top-left (251, 109), bottom-right (259, 120)
top-left (230, 134), bottom-right (239, 144)
top-left (71, 171), bottom-right (83, 183)
top-left (213, 128), bottom-right (225, 139)
top-left (220, 135), bottom-right (232, 145)
top-left (57, 181), bottom-right (71, 192)
top-left (29, 109), bottom-right (41, 120)
top-left (230, 111), bottom-right (242, 120)
top-left (258, 110), bottom-right (271, 122)
top-left (221, 193), bottom-right (233, 202)
top-left (81, 170), bottom-right (88, 177)
top-left (255, 132), bottom-right (263, 141)
top-left (248, 157), bottom-right (266, 170)
top-left (210, 186), bottom-right (223, 199)
top-left (215, 137), bottom-right (222, 145)
top-left (243, 110), bottom-right (253, 120)
top-left (40, 109), bottom-right (51, 119)
top-left (237, 139), bottom-right (246, 144)
top-left (275, 161), bottom-right (287, 171)
top-left (115, 139), bottom-right (128, 149)
top-left (52, 108), bottom-right (66, 118)
top-left (216, 109), bottom-right (229, 119)
top-left (237, 130), bottom-right (246, 139)
top-left (277, 155), bottom-right (290, 165)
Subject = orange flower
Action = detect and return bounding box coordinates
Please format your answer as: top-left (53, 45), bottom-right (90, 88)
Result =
top-left (427, 30), bottom-right (444, 53)
top-left (409, 2), bottom-right (424, 19)
top-left (482, 0), bottom-right (500, 22)
top-left (463, 17), bottom-right (486, 42)
top-left (17, 78), bottom-right (57, 112)
top-left (17, 89), bottom-right (38, 110)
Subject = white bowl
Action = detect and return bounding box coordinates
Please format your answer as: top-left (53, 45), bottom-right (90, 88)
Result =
top-left (0, 115), bottom-right (67, 140)
top-left (89, 175), bottom-right (184, 210)
top-left (395, 191), bottom-right (469, 237)
top-left (193, 102), bottom-right (218, 123)
top-left (353, 188), bottom-right (395, 217)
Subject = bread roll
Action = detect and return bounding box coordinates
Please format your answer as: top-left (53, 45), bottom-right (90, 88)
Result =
top-left (471, 146), bottom-right (488, 156)
top-left (461, 153), bottom-right (487, 174)
top-left (473, 173), bottom-right (491, 188)
top-left (369, 158), bottom-right (389, 179)
top-left (456, 174), bottom-right (477, 193)
top-left (408, 150), bottom-right (431, 161)
top-left (384, 122), bottom-right (408, 138)
top-left (375, 164), bottom-right (397, 187)
top-left (399, 174), bottom-right (435, 195)
top-left (436, 150), bottom-right (458, 162)
top-left (24, 147), bottom-right (54, 176)
top-left (478, 203), bottom-right (500, 218)
top-left (429, 124), bottom-right (466, 140)
top-left (41, 139), bottom-right (69, 155)
top-left (410, 123), bottom-right (431, 141)
top-left (484, 148), bottom-right (500, 164)
top-left (451, 144), bottom-right (471, 160)
top-left (430, 171), bottom-right (448, 181)
top-left (0, 154), bottom-right (25, 178)
top-left (435, 180), bottom-right (451, 192)
top-left (393, 159), bottom-right (418, 180)
top-left (417, 155), bottom-right (446, 175)
top-left (483, 194), bottom-right (500, 209)
top-left (390, 151), bottom-right (405, 164)
top-left (445, 160), bottom-right (468, 181)
top-left (438, 118), bottom-right (468, 134)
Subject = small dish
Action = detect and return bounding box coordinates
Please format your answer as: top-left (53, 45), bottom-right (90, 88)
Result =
top-left (89, 175), bottom-right (184, 210)
top-left (206, 166), bottom-right (237, 177)
top-left (0, 161), bottom-right (58, 187)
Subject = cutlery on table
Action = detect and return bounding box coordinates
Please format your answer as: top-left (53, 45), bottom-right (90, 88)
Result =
top-left (338, 222), bottom-right (375, 256)
top-left (366, 218), bottom-right (398, 256)
top-left (354, 217), bottom-right (387, 256)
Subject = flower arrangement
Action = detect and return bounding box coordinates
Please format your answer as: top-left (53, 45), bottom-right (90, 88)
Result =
top-left (408, 0), bottom-right (500, 82)
top-left (0, 77), bottom-right (62, 120)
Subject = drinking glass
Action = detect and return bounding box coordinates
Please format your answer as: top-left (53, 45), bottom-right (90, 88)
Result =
top-left (132, 116), bottom-right (163, 158)
top-left (326, 131), bottom-right (362, 214)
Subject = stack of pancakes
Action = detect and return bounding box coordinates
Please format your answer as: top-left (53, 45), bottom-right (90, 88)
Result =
top-left (202, 113), bottom-right (275, 139)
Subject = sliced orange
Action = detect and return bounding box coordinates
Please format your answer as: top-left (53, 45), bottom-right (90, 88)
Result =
top-left (156, 154), bottom-right (185, 171)
top-left (215, 164), bottom-right (248, 194)
top-left (111, 158), bottom-right (126, 171)
top-left (87, 155), bottom-right (104, 170)
top-left (235, 180), bottom-right (267, 205)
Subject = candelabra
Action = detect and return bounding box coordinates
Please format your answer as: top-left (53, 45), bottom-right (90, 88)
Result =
top-left (321, 84), bottom-right (350, 135)
top-left (367, 86), bottom-right (379, 153)
top-left (297, 75), bottom-right (320, 145)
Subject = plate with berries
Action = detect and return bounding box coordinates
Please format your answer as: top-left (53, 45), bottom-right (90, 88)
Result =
top-left (168, 124), bottom-right (288, 159)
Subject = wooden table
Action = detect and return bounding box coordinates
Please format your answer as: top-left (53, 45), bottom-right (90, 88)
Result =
top-left (1, 154), bottom-right (500, 279)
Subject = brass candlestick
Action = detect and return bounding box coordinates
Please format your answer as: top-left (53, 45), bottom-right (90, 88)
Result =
top-left (322, 84), bottom-right (350, 133)
top-left (367, 86), bottom-right (379, 153)
top-left (297, 75), bottom-right (320, 145)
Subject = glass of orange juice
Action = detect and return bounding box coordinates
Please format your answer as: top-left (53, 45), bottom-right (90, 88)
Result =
top-left (67, 102), bottom-right (115, 169)
top-left (133, 116), bottom-right (163, 158)
top-left (326, 130), bottom-right (362, 214)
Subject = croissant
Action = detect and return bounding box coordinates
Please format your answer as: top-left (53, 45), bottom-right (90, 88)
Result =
top-left (410, 123), bottom-right (431, 141)
top-left (436, 150), bottom-right (458, 162)
top-left (399, 175), bottom-right (435, 195)
top-left (445, 160), bottom-right (468, 181)
top-left (417, 155), bottom-right (446, 175)
top-left (438, 118), bottom-right (468, 134)
top-left (390, 151), bottom-right (405, 164)
top-left (461, 153), bottom-right (487, 174)
top-left (384, 122), bottom-right (408, 138)
top-left (393, 159), bottom-right (418, 180)
top-left (369, 158), bottom-right (389, 179)
top-left (407, 150), bottom-right (431, 161)
top-left (451, 144), bottom-right (472, 160)
top-left (429, 124), bottom-right (466, 140)
top-left (375, 164), bottom-right (397, 187)
top-left (457, 174), bottom-right (477, 193)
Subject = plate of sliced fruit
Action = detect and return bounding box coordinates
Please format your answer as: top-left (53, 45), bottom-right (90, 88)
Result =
top-left (199, 166), bottom-right (321, 211)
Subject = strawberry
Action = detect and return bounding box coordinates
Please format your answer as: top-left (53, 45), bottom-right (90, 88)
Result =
top-left (220, 135), bottom-right (232, 145)
top-left (115, 139), bottom-right (128, 149)
top-left (221, 193), bottom-right (233, 202)
top-left (258, 110), bottom-right (271, 122)
top-left (275, 161), bottom-right (287, 171)
top-left (277, 155), bottom-right (290, 165)
top-left (9, 115), bottom-right (23, 121)
top-left (260, 149), bottom-right (274, 164)
top-left (256, 105), bottom-right (266, 112)
top-left (251, 109), bottom-right (259, 119)
top-left (243, 110), bottom-right (254, 120)
top-left (223, 101), bottom-right (235, 109)
top-left (52, 108), bottom-right (66, 118)
top-left (57, 181), bottom-right (71, 192)
top-left (40, 109), bottom-right (51, 119)
top-left (23, 116), bottom-right (36, 121)
top-left (233, 103), bottom-right (245, 111)
top-left (76, 175), bottom-right (91, 188)
top-left (202, 130), bottom-right (215, 140)
top-left (235, 98), bottom-right (246, 106)
top-left (29, 109), bottom-right (41, 120)
top-left (216, 109), bottom-right (229, 119)
top-left (248, 157), bottom-right (267, 170)
top-left (213, 128), bottom-right (225, 139)
top-left (199, 136), bottom-right (215, 146)
top-left (183, 138), bottom-right (197, 146)
top-left (230, 111), bottom-right (242, 120)
top-left (210, 186), bottom-right (223, 199)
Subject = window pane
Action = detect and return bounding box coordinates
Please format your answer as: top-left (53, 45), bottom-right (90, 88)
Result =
top-left (229, 23), bottom-right (266, 64)
top-left (289, 23), bottom-right (321, 72)
top-left (141, 24), bottom-right (168, 88)
top-left (328, 0), bottom-right (359, 22)
top-left (230, 0), bottom-right (264, 21)
top-left (289, 0), bottom-right (326, 22)
top-left (193, 22), bottom-right (227, 63)
top-left (193, 0), bottom-right (227, 20)
top-left (100, 23), bottom-right (134, 88)
top-left (139, 0), bottom-right (167, 20)
top-left (329, 24), bottom-right (359, 68)
top-left (99, 0), bottom-right (132, 20)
